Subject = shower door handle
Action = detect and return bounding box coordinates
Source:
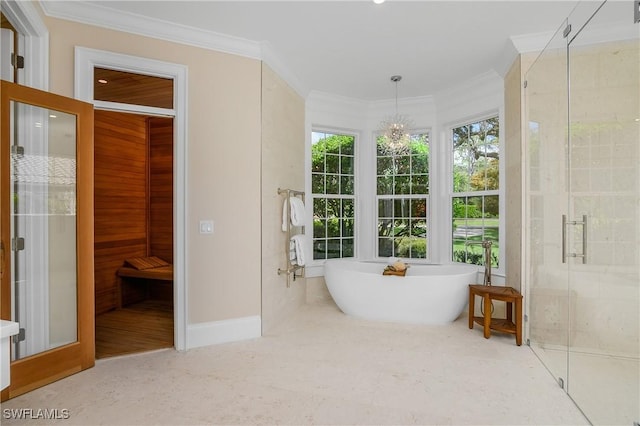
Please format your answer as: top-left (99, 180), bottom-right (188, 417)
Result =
top-left (562, 215), bottom-right (567, 264)
top-left (562, 214), bottom-right (587, 264)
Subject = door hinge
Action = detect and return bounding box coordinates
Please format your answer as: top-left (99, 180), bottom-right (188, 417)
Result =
top-left (10, 53), bottom-right (24, 69)
top-left (558, 377), bottom-right (565, 389)
top-left (563, 24), bottom-right (572, 38)
top-left (524, 314), bottom-right (528, 322)
top-left (11, 145), bottom-right (24, 156)
top-left (12, 237), bottom-right (25, 251)
top-left (635, 1), bottom-right (640, 24)
top-left (523, 80), bottom-right (528, 89)
top-left (13, 328), bottom-right (26, 343)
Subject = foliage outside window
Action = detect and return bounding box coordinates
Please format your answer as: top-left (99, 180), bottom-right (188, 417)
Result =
top-left (451, 117), bottom-right (500, 267)
top-left (311, 131), bottom-right (355, 260)
top-left (376, 133), bottom-right (429, 259)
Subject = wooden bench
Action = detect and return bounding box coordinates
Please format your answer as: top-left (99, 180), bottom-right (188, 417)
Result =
top-left (468, 284), bottom-right (523, 346)
top-left (116, 257), bottom-right (173, 308)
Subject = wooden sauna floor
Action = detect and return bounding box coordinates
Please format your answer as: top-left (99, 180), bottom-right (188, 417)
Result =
top-left (96, 300), bottom-right (174, 359)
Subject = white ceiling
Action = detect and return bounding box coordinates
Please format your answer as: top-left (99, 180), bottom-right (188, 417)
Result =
top-left (61, 1), bottom-right (616, 100)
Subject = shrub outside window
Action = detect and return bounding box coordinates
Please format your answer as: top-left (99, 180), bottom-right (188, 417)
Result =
top-left (311, 131), bottom-right (355, 259)
top-left (451, 116), bottom-right (500, 267)
top-left (376, 132), bottom-right (429, 259)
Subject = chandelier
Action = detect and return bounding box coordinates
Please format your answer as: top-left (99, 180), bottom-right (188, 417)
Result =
top-left (378, 75), bottom-right (413, 152)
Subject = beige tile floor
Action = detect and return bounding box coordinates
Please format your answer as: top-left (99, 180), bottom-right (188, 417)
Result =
top-left (1, 302), bottom-right (589, 425)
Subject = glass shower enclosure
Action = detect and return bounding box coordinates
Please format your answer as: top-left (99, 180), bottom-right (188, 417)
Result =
top-left (524, 1), bottom-right (639, 424)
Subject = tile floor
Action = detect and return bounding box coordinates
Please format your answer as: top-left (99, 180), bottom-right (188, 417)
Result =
top-left (1, 302), bottom-right (589, 425)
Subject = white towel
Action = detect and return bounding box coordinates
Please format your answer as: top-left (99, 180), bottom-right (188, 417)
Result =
top-left (291, 234), bottom-right (308, 266)
top-left (289, 239), bottom-right (296, 262)
top-left (282, 196), bottom-right (306, 231)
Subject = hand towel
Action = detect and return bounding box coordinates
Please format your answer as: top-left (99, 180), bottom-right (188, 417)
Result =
top-left (282, 196), bottom-right (306, 231)
top-left (291, 234), bottom-right (308, 266)
top-left (289, 239), bottom-right (296, 262)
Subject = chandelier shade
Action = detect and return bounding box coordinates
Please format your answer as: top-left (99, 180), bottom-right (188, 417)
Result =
top-left (378, 75), bottom-right (413, 152)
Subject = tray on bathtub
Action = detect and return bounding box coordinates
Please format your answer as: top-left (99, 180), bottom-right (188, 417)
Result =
top-left (383, 267), bottom-right (406, 277)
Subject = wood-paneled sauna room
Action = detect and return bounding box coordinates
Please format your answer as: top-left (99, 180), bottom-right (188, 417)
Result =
top-left (93, 68), bottom-right (174, 358)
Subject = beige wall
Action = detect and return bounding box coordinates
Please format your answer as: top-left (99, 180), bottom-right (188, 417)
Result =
top-left (260, 64), bottom-right (306, 333)
top-left (43, 15), bottom-right (262, 324)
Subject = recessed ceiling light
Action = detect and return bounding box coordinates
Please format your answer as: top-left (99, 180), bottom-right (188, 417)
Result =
top-left (97, 79), bottom-right (108, 84)
top-left (373, 0), bottom-right (385, 4)
top-left (49, 114), bottom-right (57, 118)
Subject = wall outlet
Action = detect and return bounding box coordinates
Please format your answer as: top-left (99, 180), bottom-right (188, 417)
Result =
top-left (199, 220), bottom-right (214, 234)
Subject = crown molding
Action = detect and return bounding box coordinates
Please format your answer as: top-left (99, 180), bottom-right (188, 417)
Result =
top-left (40, 1), bottom-right (312, 98)
top-left (40, 1), bottom-right (263, 58)
top-left (260, 41), bottom-right (309, 99)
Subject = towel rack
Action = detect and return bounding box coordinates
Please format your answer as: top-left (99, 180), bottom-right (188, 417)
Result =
top-left (277, 187), bottom-right (305, 287)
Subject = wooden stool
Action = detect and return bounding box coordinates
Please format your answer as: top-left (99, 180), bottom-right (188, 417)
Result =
top-left (468, 284), bottom-right (523, 346)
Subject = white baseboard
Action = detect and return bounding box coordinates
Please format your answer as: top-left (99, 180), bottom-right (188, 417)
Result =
top-left (186, 315), bottom-right (262, 349)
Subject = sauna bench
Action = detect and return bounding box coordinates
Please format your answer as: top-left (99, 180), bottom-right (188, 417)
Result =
top-left (116, 265), bottom-right (173, 308)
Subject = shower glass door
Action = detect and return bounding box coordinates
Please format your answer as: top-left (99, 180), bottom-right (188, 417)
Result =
top-left (526, 1), bottom-right (640, 424)
top-left (566, 1), bottom-right (639, 423)
top-left (525, 18), bottom-right (570, 391)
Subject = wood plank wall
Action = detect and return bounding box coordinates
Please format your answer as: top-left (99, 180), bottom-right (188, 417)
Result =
top-left (148, 117), bottom-right (174, 302)
top-left (149, 117), bottom-right (174, 264)
top-left (94, 111), bottom-right (174, 314)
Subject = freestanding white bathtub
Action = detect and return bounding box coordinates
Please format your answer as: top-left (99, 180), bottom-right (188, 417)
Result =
top-left (324, 259), bottom-right (479, 324)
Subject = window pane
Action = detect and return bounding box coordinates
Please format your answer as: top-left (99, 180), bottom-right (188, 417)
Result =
top-left (313, 198), bottom-right (327, 218)
top-left (378, 199), bottom-right (393, 218)
top-left (327, 239), bottom-right (341, 258)
top-left (411, 175), bottom-right (428, 194)
top-left (411, 199), bottom-right (427, 218)
top-left (326, 174), bottom-right (339, 194)
top-left (340, 176), bottom-right (354, 195)
top-left (94, 67), bottom-right (173, 109)
top-left (342, 238), bottom-right (354, 257)
top-left (394, 176), bottom-right (410, 194)
top-left (327, 218), bottom-right (340, 238)
top-left (342, 219), bottom-right (354, 237)
top-left (396, 156), bottom-right (410, 174)
top-left (341, 199), bottom-right (354, 217)
top-left (341, 137), bottom-right (354, 155)
top-left (340, 156), bottom-right (353, 174)
top-left (312, 174), bottom-right (324, 194)
top-left (377, 176), bottom-right (393, 195)
top-left (378, 218), bottom-right (393, 237)
top-left (313, 219), bottom-right (326, 238)
top-left (394, 199), bottom-right (410, 217)
top-left (378, 238), bottom-right (393, 257)
top-left (325, 154), bottom-right (339, 173)
top-left (313, 239), bottom-right (325, 260)
top-left (377, 156), bottom-right (393, 175)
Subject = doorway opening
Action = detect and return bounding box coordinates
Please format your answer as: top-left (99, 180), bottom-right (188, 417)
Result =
top-left (92, 68), bottom-right (175, 358)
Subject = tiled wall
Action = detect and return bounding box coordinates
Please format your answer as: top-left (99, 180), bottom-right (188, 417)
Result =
top-left (261, 64), bottom-right (307, 333)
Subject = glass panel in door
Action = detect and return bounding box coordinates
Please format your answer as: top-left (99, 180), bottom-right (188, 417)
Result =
top-left (10, 102), bottom-right (78, 360)
top-left (1, 80), bottom-right (94, 401)
top-left (566, 1), bottom-right (640, 423)
top-left (524, 18), bottom-right (570, 389)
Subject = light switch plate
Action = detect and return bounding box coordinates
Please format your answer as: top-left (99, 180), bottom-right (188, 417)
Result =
top-left (199, 220), bottom-right (214, 234)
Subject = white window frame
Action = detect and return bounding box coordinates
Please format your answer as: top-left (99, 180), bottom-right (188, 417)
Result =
top-left (447, 111), bottom-right (505, 274)
top-left (374, 128), bottom-right (432, 262)
top-left (309, 127), bottom-right (358, 263)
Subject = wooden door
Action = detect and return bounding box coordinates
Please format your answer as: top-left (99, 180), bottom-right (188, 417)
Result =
top-left (0, 80), bottom-right (94, 400)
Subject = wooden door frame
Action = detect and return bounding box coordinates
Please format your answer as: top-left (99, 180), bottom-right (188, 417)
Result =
top-left (0, 80), bottom-right (95, 400)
